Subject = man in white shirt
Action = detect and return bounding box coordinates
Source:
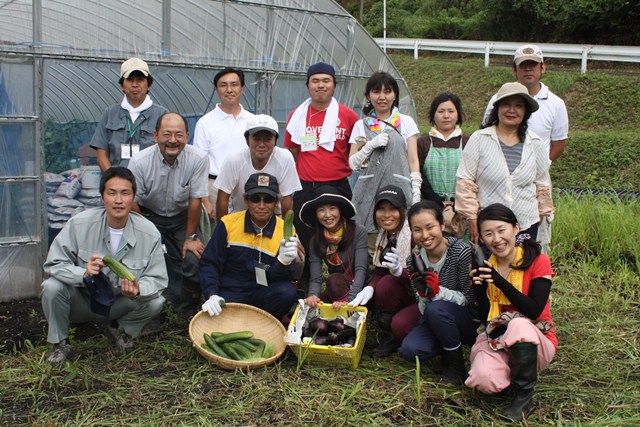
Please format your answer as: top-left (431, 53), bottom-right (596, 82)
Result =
top-left (482, 45), bottom-right (569, 254)
top-left (214, 114), bottom-right (301, 220)
top-left (193, 67), bottom-right (254, 228)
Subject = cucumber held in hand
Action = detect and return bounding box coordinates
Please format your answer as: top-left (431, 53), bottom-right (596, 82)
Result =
top-left (283, 210), bottom-right (295, 241)
top-left (102, 256), bottom-right (135, 281)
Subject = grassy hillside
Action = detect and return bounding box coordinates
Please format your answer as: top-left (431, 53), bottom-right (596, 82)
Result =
top-left (390, 53), bottom-right (640, 192)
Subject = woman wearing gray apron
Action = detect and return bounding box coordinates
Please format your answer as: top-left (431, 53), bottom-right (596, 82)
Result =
top-left (348, 72), bottom-right (420, 249)
top-left (417, 93), bottom-right (469, 237)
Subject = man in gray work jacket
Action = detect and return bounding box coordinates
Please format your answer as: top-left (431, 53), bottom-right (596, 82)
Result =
top-left (41, 167), bottom-right (168, 364)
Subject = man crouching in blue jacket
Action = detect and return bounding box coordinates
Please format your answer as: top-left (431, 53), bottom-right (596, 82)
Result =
top-left (199, 173), bottom-right (298, 320)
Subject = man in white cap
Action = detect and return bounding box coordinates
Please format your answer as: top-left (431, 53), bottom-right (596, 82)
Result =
top-left (90, 57), bottom-right (168, 171)
top-left (214, 114), bottom-right (301, 220)
top-left (193, 67), bottom-right (254, 229)
top-left (482, 44), bottom-right (569, 254)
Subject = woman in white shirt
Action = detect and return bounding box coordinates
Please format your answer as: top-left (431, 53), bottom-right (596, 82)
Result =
top-left (348, 72), bottom-right (421, 248)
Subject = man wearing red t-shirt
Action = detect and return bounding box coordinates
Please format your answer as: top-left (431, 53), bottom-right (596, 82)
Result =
top-left (284, 62), bottom-right (358, 288)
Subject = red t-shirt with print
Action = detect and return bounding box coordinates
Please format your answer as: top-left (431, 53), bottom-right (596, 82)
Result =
top-left (284, 103), bottom-right (358, 182)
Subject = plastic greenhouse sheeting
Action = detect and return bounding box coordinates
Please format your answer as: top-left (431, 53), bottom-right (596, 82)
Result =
top-left (0, 0), bottom-right (417, 301)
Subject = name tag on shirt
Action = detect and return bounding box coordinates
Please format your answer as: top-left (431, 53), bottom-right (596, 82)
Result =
top-left (255, 263), bottom-right (269, 286)
top-left (300, 134), bottom-right (318, 152)
top-left (121, 144), bottom-right (140, 159)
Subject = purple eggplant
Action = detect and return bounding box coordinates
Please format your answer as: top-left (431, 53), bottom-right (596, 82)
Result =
top-left (308, 318), bottom-right (330, 336)
top-left (328, 318), bottom-right (346, 333)
top-left (470, 242), bottom-right (486, 270)
top-left (313, 335), bottom-right (336, 346)
top-left (411, 245), bottom-right (427, 274)
top-left (335, 326), bottom-right (357, 344)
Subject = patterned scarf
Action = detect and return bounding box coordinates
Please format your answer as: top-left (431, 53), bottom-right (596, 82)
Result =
top-left (323, 223), bottom-right (345, 266)
top-left (365, 106), bottom-right (401, 132)
top-left (486, 246), bottom-right (525, 321)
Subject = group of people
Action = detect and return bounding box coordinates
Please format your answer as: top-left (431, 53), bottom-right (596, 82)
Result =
top-left (42, 43), bottom-right (568, 422)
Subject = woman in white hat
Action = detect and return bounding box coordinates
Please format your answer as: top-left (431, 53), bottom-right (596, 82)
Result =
top-left (455, 82), bottom-right (554, 245)
top-left (299, 187), bottom-right (370, 310)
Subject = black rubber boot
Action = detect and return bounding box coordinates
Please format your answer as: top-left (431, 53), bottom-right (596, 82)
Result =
top-left (502, 343), bottom-right (538, 421)
top-left (372, 311), bottom-right (399, 357)
top-left (439, 346), bottom-right (468, 386)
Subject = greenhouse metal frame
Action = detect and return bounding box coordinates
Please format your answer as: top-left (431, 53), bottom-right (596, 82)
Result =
top-left (0, 0), bottom-right (416, 300)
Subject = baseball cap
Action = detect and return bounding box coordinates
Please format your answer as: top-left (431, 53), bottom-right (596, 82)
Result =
top-left (245, 114), bottom-right (279, 137)
top-left (493, 82), bottom-right (539, 112)
top-left (121, 57), bottom-right (150, 78)
top-left (244, 173), bottom-right (279, 198)
top-left (307, 62), bottom-right (335, 79)
top-left (374, 185), bottom-right (407, 210)
top-left (514, 45), bottom-right (544, 66)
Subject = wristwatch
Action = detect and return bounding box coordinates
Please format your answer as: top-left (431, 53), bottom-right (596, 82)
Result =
top-left (188, 234), bottom-right (199, 241)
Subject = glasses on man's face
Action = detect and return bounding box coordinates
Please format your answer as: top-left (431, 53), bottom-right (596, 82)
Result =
top-left (248, 194), bottom-right (276, 204)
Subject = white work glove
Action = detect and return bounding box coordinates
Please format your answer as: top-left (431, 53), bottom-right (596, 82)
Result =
top-left (410, 172), bottom-right (422, 205)
top-left (202, 295), bottom-right (225, 316)
top-left (381, 247), bottom-right (403, 277)
top-left (349, 133), bottom-right (390, 171)
top-left (348, 286), bottom-right (374, 307)
top-left (277, 237), bottom-right (298, 265)
top-left (368, 132), bottom-right (389, 150)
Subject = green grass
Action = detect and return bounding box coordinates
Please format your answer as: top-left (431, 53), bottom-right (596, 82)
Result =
top-left (1, 195), bottom-right (639, 426)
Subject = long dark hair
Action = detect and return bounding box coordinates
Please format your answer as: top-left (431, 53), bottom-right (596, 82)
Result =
top-left (482, 95), bottom-right (533, 140)
top-left (429, 92), bottom-right (463, 126)
top-left (477, 203), bottom-right (541, 270)
top-left (407, 200), bottom-right (444, 228)
top-left (362, 72), bottom-right (400, 116)
top-left (312, 213), bottom-right (356, 258)
top-left (372, 201), bottom-right (406, 233)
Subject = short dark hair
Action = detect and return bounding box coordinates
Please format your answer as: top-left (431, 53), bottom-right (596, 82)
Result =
top-left (100, 167), bottom-right (136, 197)
top-left (119, 71), bottom-right (154, 88)
top-left (483, 95), bottom-right (533, 140)
top-left (155, 112), bottom-right (189, 133)
top-left (429, 93), bottom-right (463, 126)
top-left (362, 72), bottom-right (400, 116)
top-left (214, 67), bottom-right (245, 87)
top-left (407, 200), bottom-right (444, 228)
top-left (477, 203), bottom-right (541, 270)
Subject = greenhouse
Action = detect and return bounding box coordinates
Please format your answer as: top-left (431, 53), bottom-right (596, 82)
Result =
top-left (0, 0), bottom-right (416, 300)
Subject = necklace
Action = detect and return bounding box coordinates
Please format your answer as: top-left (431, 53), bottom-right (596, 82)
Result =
top-left (427, 238), bottom-right (448, 264)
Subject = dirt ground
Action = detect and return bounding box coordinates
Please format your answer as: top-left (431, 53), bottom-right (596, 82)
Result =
top-left (0, 298), bottom-right (104, 353)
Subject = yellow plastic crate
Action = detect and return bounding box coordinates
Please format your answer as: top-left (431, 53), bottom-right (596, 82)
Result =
top-left (287, 303), bottom-right (367, 369)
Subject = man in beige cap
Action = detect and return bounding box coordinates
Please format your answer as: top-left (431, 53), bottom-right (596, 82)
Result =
top-left (482, 44), bottom-right (568, 254)
top-left (90, 57), bottom-right (168, 171)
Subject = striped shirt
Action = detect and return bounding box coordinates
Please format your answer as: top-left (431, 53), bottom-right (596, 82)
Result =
top-left (407, 236), bottom-right (476, 308)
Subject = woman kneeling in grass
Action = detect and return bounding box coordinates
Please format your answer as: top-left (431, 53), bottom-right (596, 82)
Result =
top-left (466, 203), bottom-right (557, 422)
top-left (398, 200), bottom-right (478, 385)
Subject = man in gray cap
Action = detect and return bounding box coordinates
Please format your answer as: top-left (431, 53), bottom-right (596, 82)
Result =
top-left (283, 62), bottom-right (359, 287)
top-left (90, 57), bottom-right (168, 171)
top-left (199, 173), bottom-right (298, 320)
top-left (482, 44), bottom-right (569, 254)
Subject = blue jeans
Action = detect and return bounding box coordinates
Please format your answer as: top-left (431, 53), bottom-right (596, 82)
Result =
top-left (399, 299), bottom-right (478, 362)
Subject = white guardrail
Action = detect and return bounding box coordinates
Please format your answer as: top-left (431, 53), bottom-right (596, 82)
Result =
top-left (374, 38), bottom-right (640, 74)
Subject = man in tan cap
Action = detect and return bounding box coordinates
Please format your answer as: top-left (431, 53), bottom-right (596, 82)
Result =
top-left (90, 57), bottom-right (168, 171)
top-left (482, 44), bottom-right (568, 254)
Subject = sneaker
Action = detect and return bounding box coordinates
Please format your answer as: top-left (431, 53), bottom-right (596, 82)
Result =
top-left (46, 340), bottom-right (74, 364)
top-left (105, 324), bottom-right (136, 354)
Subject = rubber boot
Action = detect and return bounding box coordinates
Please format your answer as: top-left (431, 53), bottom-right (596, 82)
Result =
top-left (439, 346), bottom-right (468, 386)
top-left (372, 311), bottom-right (399, 357)
top-left (502, 343), bottom-right (538, 421)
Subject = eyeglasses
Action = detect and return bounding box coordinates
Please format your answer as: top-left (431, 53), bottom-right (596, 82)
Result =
top-left (248, 194), bottom-right (276, 204)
